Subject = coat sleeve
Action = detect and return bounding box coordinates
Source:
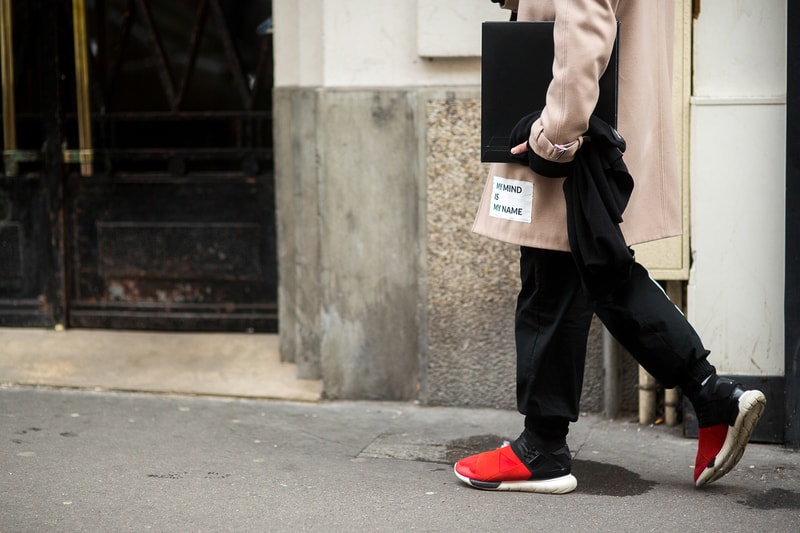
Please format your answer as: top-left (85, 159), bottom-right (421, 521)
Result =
top-left (528, 0), bottom-right (619, 164)
top-left (496, 0), bottom-right (519, 11)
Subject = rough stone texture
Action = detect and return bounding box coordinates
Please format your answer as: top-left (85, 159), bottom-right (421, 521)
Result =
top-left (422, 93), bottom-right (518, 409)
top-left (582, 316), bottom-right (606, 413)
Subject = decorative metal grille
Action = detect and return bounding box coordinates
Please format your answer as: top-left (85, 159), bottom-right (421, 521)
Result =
top-left (86, 0), bottom-right (274, 175)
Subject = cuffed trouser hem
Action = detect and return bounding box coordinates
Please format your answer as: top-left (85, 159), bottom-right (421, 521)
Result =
top-left (680, 359), bottom-right (717, 401)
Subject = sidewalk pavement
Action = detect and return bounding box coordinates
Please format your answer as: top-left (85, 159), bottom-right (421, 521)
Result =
top-left (2, 386), bottom-right (799, 532)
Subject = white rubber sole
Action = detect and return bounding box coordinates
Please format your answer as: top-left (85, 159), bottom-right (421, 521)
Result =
top-left (695, 389), bottom-right (766, 488)
top-left (453, 465), bottom-right (577, 494)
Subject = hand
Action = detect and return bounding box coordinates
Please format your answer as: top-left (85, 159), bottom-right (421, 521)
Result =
top-left (510, 141), bottom-right (528, 155)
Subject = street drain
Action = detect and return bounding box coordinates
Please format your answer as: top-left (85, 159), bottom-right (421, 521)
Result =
top-left (572, 459), bottom-right (656, 497)
top-left (441, 434), bottom-right (511, 465)
top-left (363, 433), bottom-right (658, 497)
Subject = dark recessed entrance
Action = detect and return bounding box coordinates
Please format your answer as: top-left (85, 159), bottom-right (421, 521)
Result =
top-left (1, 0), bottom-right (276, 332)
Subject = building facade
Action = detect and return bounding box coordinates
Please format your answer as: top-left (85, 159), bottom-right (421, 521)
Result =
top-left (1, 0), bottom-right (795, 446)
top-left (272, 0), bottom-right (797, 445)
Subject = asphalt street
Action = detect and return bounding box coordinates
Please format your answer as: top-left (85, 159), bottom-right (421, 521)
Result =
top-left (2, 386), bottom-right (799, 532)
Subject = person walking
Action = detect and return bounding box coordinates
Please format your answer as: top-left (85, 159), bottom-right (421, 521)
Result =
top-left (456, 0), bottom-right (766, 494)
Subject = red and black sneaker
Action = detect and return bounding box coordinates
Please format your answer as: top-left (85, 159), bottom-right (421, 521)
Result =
top-left (453, 434), bottom-right (577, 494)
top-left (692, 377), bottom-right (766, 487)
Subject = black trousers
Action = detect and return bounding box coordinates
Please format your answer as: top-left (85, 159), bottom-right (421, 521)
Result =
top-left (516, 247), bottom-right (714, 423)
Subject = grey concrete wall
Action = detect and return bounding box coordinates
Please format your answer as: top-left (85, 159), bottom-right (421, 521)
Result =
top-left (274, 88), bottom-right (421, 400)
top-left (273, 86), bottom-right (638, 412)
top-left (273, 89), bottom-right (297, 366)
top-left (316, 90), bottom-right (422, 400)
top-left (274, 89), bottom-right (322, 380)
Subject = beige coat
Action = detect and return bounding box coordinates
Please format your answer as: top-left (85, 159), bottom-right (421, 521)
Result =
top-left (473, 0), bottom-right (681, 250)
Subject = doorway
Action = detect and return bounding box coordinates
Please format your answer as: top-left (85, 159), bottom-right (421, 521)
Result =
top-left (1, 0), bottom-right (276, 332)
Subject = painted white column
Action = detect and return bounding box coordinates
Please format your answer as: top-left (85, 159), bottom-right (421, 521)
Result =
top-left (688, 0), bottom-right (787, 377)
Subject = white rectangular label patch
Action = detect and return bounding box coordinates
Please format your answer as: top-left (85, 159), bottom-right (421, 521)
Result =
top-left (489, 176), bottom-right (533, 223)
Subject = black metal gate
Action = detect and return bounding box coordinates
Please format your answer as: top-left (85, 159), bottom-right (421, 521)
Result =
top-left (1, 0), bottom-right (277, 332)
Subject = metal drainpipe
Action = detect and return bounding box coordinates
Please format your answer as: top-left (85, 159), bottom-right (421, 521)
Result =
top-left (664, 281), bottom-right (684, 426)
top-left (638, 366), bottom-right (658, 424)
top-left (664, 387), bottom-right (680, 426)
top-left (638, 280), bottom-right (685, 426)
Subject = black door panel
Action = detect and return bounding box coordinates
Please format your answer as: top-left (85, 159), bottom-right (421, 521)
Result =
top-left (67, 172), bottom-right (276, 331)
top-left (0, 0), bottom-right (276, 332)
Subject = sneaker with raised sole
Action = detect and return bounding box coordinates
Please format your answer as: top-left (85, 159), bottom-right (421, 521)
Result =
top-left (693, 378), bottom-right (766, 488)
top-left (453, 435), bottom-right (577, 494)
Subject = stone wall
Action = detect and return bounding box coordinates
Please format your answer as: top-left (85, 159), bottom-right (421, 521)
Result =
top-left (274, 86), bottom-right (638, 412)
top-left (421, 91), bottom-right (517, 408)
